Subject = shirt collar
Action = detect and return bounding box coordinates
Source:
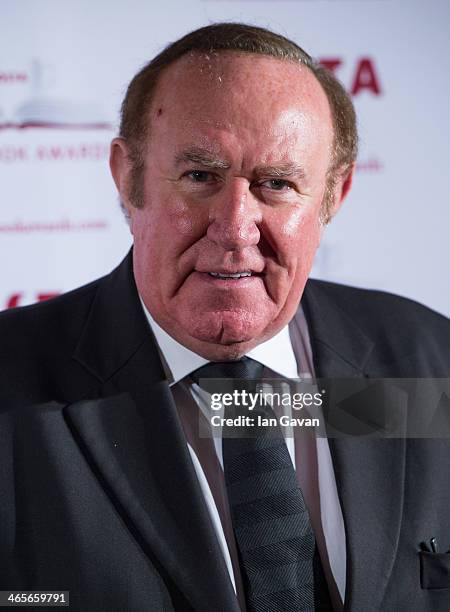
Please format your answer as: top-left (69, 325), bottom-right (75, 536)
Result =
top-left (140, 298), bottom-right (300, 383)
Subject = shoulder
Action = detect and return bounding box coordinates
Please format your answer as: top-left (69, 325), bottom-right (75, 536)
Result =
top-left (304, 279), bottom-right (450, 375)
top-left (0, 252), bottom-right (139, 409)
top-left (307, 278), bottom-right (449, 331)
top-left (0, 276), bottom-right (105, 409)
top-left (0, 276), bottom-right (102, 344)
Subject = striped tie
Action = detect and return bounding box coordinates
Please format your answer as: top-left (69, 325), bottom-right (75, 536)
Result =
top-left (191, 357), bottom-right (331, 611)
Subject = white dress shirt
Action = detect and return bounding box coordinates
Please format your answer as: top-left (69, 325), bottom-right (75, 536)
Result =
top-left (141, 301), bottom-right (346, 610)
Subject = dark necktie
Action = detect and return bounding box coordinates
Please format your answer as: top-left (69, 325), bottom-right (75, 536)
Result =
top-left (191, 357), bottom-right (332, 611)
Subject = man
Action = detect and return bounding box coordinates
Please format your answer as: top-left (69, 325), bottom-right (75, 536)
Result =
top-left (1, 22), bottom-right (450, 612)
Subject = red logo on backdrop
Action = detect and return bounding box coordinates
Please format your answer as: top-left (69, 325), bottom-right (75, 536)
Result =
top-left (318, 56), bottom-right (383, 173)
top-left (318, 57), bottom-right (382, 96)
top-left (0, 72), bottom-right (28, 83)
top-left (6, 292), bottom-right (60, 309)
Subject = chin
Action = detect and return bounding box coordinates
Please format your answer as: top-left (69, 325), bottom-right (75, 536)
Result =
top-left (196, 341), bottom-right (251, 362)
top-left (191, 309), bottom-right (269, 343)
top-left (166, 307), bottom-right (272, 357)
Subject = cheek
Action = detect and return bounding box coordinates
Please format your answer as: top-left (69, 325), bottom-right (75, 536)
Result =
top-left (130, 209), bottom-right (154, 247)
top-left (167, 198), bottom-right (198, 236)
top-left (145, 180), bottom-right (206, 238)
top-left (269, 206), bottom-right (322, 265)
top-left (132, 194), bottom-right (203, 255)
top-left (281, 206), bottom-right (304, 237)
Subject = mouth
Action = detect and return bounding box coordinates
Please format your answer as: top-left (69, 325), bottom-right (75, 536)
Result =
top-left (208, 271), bottom-right (255, 280)
top-left (205, 269), bottom-right (266, 283)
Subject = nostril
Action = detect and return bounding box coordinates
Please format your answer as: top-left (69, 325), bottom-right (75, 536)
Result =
top-left (206, 218), bottom-right (260, 249)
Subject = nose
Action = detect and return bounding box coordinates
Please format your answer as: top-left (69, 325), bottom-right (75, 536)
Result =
top-left (207, 178), bottom-right (261, 250)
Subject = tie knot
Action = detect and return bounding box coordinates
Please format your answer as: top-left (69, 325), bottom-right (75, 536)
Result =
top-left (190, 356), bottom-right (264, 388)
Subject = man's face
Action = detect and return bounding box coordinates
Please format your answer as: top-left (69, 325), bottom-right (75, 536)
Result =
top-left (113, 53), bottom-right (349, 360)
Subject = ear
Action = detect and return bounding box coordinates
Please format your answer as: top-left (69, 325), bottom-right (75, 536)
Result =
top-left (110, 137), bottom-right (133, 216)
top-left (328, 162), bottom-right (355, 219)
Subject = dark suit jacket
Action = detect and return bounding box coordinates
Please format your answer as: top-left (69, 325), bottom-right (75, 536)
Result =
top-left (1, 251), bottom-right (450, 611)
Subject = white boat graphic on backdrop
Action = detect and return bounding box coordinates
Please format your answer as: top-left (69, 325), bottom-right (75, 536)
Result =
top-left (0, 60), bottom-right (112, 130)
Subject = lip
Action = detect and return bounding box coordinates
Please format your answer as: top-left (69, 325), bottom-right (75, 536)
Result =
top-left (196, 268), bottom-right (265, 276)
top-left (193, 271), bottom-right (264, 287)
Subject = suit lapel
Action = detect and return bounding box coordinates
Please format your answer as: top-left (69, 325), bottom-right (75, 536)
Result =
top-left (70, 257), bottom-right (407, 611)
top-left (301, 279), bottom-right (376, 379)
top-left (302, 280), bottom-right (406, 611)
top-left (70, 252), bottom-right (239, 611)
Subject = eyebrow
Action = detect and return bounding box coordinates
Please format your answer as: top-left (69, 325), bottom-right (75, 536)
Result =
top-left (175, 147), bottom-right (231, 169)
top-left (175, 147), bottom-right (306, 179)
top-left (253, 164), bottom-right (306, 180)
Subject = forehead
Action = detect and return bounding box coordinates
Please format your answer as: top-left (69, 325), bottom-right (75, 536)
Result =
top-left (147, 52), bottom-right (333, 163)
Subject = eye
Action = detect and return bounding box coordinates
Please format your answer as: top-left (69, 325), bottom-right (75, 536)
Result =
top-left (260, 179), bottom-right (293, 191)
top-left (184, 170), bottom-right (216, 183)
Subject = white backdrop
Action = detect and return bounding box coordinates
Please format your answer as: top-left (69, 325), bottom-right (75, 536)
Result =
top-left (1, 0), bottom-right (449, 316)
